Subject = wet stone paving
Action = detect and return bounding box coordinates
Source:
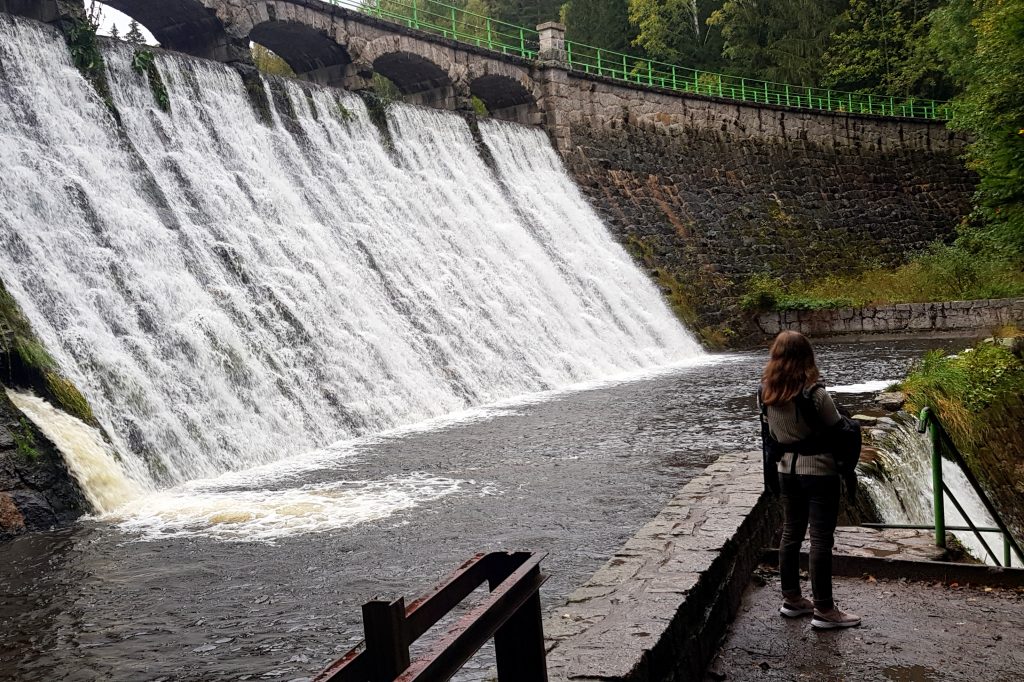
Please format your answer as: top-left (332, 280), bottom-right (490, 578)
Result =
top-left (707, 573), bottom-right (1024, 682)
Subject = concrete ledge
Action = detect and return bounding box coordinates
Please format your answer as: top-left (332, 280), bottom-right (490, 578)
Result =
top-left (756, 298), bottom-right (1024, 339)
top-left (544, 451), bottom-right (777, 681)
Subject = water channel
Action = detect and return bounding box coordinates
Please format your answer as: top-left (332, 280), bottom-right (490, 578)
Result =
top-left (0, 340), bottom-right (959, 681)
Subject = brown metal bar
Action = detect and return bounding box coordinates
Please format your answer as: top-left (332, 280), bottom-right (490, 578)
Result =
top-left (395, 556), bottom-right (548, 681)
top-left (314, 552), bottom-right (547, 682)
top-left (363, 598), bottom-right (411, 681)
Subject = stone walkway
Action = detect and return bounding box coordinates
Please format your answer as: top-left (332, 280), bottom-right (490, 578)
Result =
top-left (707, 572), bottom-right (1024, 681)
top-left (831, 526), bottom-right (950, 562)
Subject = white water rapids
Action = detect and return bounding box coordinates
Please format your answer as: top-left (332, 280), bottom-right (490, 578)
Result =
top-left (862, 415), bottom-right (1019, 567)
top-left (0, 15), bottom-right (702, 535)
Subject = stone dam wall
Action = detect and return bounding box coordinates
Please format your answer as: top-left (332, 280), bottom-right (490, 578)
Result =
top-left (756, 298), bottom-right (1024, 339)
top-left (544, 70), bottom-right (974, 341)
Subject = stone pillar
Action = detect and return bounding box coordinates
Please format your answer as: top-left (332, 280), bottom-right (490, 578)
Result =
top-left (0, 0), bottom-right (82, 23)
top-left (537, 22), bottom-right (566, 66)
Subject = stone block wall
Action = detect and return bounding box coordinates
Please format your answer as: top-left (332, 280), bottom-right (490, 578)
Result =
top-left (544, 451), bottom-right (778, 681)
top-left (756, 298), bottom-right (1024, 338)
top-left (535, 68), bottom-right (974, 341)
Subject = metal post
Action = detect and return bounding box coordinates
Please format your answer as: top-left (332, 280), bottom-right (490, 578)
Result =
top-left (486, 17), bottom-right (492, 49)
top-left (647, 60), bottom-right (652, 86)
top-left (566, 39), bottom-right (571, 66)
top-left (451, 6), bottom-right (456, 39)
top-left (622, 53), bottom-right (627, 80)
top-left (1006, 536), bottom-right (1013, 567)
top-left (671, 65), bottom-right (677, 90)
top-left (519, 28), bottom-right (524, 57)
top-left (411, 0), bottom-right (418, 28)
top-left (921, 409), bottom-right (946, 548)
top-left (493, 568), bottom-right (548, 680)
top-left (740, 78), bottom-right (746, 101)
top-left (363, 598), bottom-right (411, 682)
top-left (596, 48), bottom-right (602, 77)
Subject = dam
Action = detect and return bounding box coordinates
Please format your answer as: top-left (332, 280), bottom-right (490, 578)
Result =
top-left (2, 2), bottom-right (1015, 681)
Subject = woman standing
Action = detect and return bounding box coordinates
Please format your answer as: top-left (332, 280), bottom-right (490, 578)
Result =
top-left (759, 330), bottom-right (861, 629)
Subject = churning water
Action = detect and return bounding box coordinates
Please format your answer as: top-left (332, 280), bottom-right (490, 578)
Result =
top-left (0, 14), bottom-right (700, 512)
top-left (862, 416), bottom-right (1018, 567)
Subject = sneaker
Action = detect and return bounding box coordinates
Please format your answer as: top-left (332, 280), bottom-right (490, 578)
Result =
top-left (779, 596), bottom-right (814, 618)
top-left (811, 607), bottom-right (862, 629)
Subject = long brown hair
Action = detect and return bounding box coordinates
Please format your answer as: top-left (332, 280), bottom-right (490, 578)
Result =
top-left (761, 330), bottom-right (820, 405)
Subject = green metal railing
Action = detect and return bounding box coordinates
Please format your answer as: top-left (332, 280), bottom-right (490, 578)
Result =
top-left (326, 0), bottom-right (950, 120)
top-left (865, 407), bottom-right (1024, 568)
top-left (563, 40), bottom-right (951, 120)
top-left (331, 0), bottom-right (539, 59)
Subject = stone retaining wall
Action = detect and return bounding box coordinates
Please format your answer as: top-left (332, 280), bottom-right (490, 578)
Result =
top-left (544, 451), bottom-right (777, 682)
top-left (756, 298), bottom-right (1024, 339)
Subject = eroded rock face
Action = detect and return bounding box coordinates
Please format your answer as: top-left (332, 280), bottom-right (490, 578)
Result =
top-left (0, 390), bottom-right (88, 542)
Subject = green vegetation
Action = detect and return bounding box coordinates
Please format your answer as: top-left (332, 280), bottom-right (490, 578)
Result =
top-left (1, 282), bottom-right (96, 426)
top-left (131, 50), bottom-right (171, 113)
top-left (823, 0), bottom-right (952, 99)
top-left (740, 243), bottom-right (1024, 312)
top-left (12, 418), bottom-right (39, 462)
top-left (561, 0), bottom-right (637, 52)
top-left (902, 332), bottom-right (1024, 457)
top-left (61, 12), bottom-right (120, 123)
top-left (252, 44), bottom-right (295, 76)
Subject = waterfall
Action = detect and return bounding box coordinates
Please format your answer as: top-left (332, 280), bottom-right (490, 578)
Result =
top-left (0, 15), bottom-right (702, 501)
top-left (863, 415), bottom-right (1016, 567)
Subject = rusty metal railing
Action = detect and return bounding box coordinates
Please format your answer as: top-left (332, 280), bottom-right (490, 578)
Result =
top-left (314, 551), bottom-right (549, 682)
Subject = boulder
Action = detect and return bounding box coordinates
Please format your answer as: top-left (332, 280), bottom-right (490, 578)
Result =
top-left (875, 391), bottom-right (906, 411)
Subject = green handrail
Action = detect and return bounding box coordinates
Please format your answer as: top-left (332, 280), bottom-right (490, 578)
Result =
top-left (917, 407), bottom-right (1024, 567)
top-left (562, 39), bottom-right (951, 120)
top-left (330, 0), bottom-right (539, 59)
top-left (324, 0), bottom-right (949, 120)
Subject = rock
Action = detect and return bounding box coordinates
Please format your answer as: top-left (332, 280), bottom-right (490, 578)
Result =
top-left (852, 414), bottom-right (878, 426)
top-left (875, 416), bottom-right (897, 427)
top-left (869, 428), bottom-right (888, 442)
top-left (875, 391), bottom-right (906, 411)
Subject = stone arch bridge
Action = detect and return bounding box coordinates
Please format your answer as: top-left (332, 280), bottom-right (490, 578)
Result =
top-left (13, 0), bottom-right (546, 123)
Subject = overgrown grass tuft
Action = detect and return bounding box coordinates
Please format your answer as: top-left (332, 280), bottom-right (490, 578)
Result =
top-left (901, 334), bottom-right (1024, 454)
top-left (740, 240), bottom-right (1024, 312)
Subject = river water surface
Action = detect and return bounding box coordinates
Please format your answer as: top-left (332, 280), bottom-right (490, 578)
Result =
top-left (0, 340), bottom-right (958, 681)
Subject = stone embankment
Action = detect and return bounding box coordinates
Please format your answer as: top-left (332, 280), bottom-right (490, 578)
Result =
top-left (544, 451), bottom-right (775, 682)
top-left (756, 297), bottom-right (1024, 339)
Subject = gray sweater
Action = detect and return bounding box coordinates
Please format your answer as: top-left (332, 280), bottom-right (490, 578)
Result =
top-left (762, 384), bottom-right (842, 476)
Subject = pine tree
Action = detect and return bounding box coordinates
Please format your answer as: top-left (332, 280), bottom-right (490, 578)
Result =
top-left (109, 24), bottom-right (120, 41)
top-left (125, 19), bottom-right (146, 46)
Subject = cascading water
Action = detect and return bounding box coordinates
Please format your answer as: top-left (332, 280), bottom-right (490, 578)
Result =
top-left (862, 414), bottom-right (1017, 567)
top-left (0, 15), bottom-right (701, 512)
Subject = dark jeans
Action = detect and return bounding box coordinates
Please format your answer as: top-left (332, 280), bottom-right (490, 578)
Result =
top-left (779, 473), bottom-right (840, 611)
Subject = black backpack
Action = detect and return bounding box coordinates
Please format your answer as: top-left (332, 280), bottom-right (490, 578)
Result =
top-left (757, 383), bottom-right (861, 500)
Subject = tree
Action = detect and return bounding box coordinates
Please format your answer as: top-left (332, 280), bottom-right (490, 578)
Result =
top-left (125, 19), bottom-right (146, 45)
top-left (628, 0), bottom-right (726, 70)
top-left (561, 0), bottom-right (638, 52)
top-left (488, 0), bottom-right (564, 27)
top-left (822, 0), bottom-right (952, 99)
top-left (708, 0), bottom-right (845, 85)
top-left (931, 0), bottom-right (1024, 256)
top-left (109, 24), bottom-right (120, 41)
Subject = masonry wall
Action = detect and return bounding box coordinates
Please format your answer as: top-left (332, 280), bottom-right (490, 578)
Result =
top-left (537, 70), bottom-right (975, 342)
top-left (756, 298), bottom-right (1024, 339)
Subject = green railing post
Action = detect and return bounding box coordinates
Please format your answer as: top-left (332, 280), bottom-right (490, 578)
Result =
top-left (596, 48), bottom-right (602, 77)
top-left (622, 53), bottom-right (627, 80)
top-left (486, 17), bottom-right (492, 49)
top-left (648, 60), bottom-right (653, 86)
top-left (451, 6), bottom-right (457, 39)
top-left (519, 28), bottom-right (525, 58)
top-left (740, 78), bottom-right (746, 101)
top-left (671, 65), bottom-right (677, 90)
top-left (375, 0), bottom-right (381, 18)
top-left (920, 408), bottom-right (946, 548)
top-left (566, 39), bottom-right (571, 66)
top-left (411, 0), bottom-right (418, 28)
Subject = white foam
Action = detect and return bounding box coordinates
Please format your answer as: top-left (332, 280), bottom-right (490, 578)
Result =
top-left (829, 379), bottom-right (898, 394)
top-left (6, 390), bottom-right (145, 513)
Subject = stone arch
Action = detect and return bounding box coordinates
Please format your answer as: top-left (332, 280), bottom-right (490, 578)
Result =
top-left (249, 20), bottom-right (352, 85)
top-left (372, 51), bottom-right (453, 96)
top-left (467, 62), bottom-right (539, 124)
top-left (98, 0), bottom-right (243, 63)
